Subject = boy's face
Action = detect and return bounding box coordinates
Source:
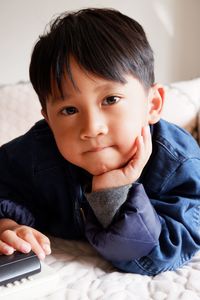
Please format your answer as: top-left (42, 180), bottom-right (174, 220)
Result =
top-left (43, 59), bottom-right (163, 175)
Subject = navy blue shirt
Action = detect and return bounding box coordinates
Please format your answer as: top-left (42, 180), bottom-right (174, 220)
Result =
top-left (0, 119), bottom-right (200, 275)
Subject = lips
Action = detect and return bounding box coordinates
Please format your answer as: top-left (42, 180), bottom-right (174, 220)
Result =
top-left (86, 146), bottom-right (108, 153)
top-left (83, 143), bottom-right (114, 153)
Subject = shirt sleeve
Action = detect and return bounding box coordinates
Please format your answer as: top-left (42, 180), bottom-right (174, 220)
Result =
top-left (85, 182), bottom-right (161, 261)
top-left (85, 158), bottom-right (200, 275)
top-left (85, 184), bottom-right (132, 228)
top-left (0, 145), bottom-right (35, 226)
top-left (124, 158), bottom-right (200, 275)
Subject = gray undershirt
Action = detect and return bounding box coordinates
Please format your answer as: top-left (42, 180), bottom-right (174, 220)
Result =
top-left (85, 184), bottom-right (132, 228)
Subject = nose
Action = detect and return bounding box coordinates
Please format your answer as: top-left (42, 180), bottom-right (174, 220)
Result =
top-left (80, 110), bottom-right (108, 140)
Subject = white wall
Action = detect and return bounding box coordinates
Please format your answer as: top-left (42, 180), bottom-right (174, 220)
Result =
top-left (0, 0), bottom-right (200, 85)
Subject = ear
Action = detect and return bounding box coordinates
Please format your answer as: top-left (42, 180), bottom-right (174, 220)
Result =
top-left (147, 84), bottom-right (165, 125)
top-left (41, 109), bottom-right (49, 124)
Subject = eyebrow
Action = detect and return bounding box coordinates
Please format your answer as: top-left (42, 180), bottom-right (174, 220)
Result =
top-left (50, 80), bottom-right (126, 104)
top-left (49, 92), bottom-right (72, 104)
top-left (93, 80), bottom-right (126, 92)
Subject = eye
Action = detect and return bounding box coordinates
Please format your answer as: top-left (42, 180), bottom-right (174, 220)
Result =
top-left (60, 106), bottom-right (78, 116)
top-left (102, 96), bottom-right (120, 106)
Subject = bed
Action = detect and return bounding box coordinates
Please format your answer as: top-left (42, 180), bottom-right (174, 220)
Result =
top-left (0, 78), bottom-right (200, 299)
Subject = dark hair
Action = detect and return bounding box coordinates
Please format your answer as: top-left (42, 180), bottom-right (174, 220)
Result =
top-left (29, 8), bottom-right (155, 109)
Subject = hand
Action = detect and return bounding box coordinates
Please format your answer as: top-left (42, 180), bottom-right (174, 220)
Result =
top-left (92, 125), bottom-right (152, 191)
top-left (0, 219), bottom-right (51, 260)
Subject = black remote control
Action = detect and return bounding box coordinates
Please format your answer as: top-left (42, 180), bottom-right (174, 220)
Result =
top-left (0, 251), bottom-right (41, 286)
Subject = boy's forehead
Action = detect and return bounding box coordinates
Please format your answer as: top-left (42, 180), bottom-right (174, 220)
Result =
top-left (50, 73), bottom-right (129, 102)
top-left (49, 58), bottom-right (146, 103)
top-left (49, 56), bottom-right (130, 101)
top-left (49, 80), bottom-right (123, 103)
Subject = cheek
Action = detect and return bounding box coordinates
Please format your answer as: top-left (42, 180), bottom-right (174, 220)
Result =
top-left (55, 139), bottom-right (81, 166)
top-left (119, 130), bottom-right (137, 157)
top-left (112, 117), bottom-right (141, 146)
top-left (49, 125), bottom-right (77, 159)
top-left (111, 108), bottom-right (147, 159)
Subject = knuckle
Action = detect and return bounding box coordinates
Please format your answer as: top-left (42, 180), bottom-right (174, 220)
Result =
top-left (42, 236), bottom-right (50, 244)
top-left (23, 231), bottom-right (33, 241)
top-left (1, 229), bottom-right (13, 239)
top-left (16, 226), bottom-right (32, 240)
top-left (13, 225), bottom-right (24, 233)
top-left (17, 225), bottom-right (29, 233)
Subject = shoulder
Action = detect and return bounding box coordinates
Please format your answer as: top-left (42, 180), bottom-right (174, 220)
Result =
top-left (0, 119), bottom-right (62, 171)
top-left (152, 119), bottom-right (200, 161)
top-left (142, 119), bottom-right (200, 193)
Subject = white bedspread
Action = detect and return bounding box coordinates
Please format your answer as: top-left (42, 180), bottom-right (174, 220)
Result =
top-left (41, 237), bottom-right (200, 300)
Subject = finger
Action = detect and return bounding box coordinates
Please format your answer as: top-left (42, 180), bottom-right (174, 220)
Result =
top-left (1, 230), bottom-right (31, 253)
top-left (0, 240), bottom-right (15, 255)
top-left (123, 133), bottom-right (148, 181)
top-left (135, 126), bottom-right (152, 163)
top-left (33, 231), bottom-right (51, 255)
top-left (122, 137), bottom-right (143, 177)
top-left (142, 125), bottom-right (152, 155)
top-left (42, 243), bottom-right (51, 255)
top-left (18, 231), bottom-right (46, 260)
top-left (14, 226), bottom-right (50, 258)
top-left (132, 134), bottom-right (145, 161)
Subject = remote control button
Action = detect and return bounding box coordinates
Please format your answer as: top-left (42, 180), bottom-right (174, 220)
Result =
top-left (28, 276), bottom-right (34, 281)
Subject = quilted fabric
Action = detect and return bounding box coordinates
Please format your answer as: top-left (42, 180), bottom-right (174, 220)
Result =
top-left (42, 236), bottom-right (200, 300)
top-left (0, 82), bottom-right (41, 145)
top-left (162, 78), bottom-right (200, 141)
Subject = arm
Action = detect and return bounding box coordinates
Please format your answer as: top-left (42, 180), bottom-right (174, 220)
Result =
top-left (113, 158), bottom-right (200, 275)
top-left (0, 146), bottom-right (51, 259)
top-left (85, 126), bottom-right (161, 261)
top-left (85, 182), bottom-right (161, 261)
top-left (85, 127), bottom-right (200, 275)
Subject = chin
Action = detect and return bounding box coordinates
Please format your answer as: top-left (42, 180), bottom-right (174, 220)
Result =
top-left (85, 161), bottom-right (122, 176)
top-left (86, 166), bottom-right (109, 176)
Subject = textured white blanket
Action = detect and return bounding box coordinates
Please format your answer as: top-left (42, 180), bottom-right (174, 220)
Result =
top-left (42, 237), bottom-right (200, 300)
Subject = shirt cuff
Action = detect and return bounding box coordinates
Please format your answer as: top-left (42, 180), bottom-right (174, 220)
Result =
top-left (85, 184), bottom-right (132, 228)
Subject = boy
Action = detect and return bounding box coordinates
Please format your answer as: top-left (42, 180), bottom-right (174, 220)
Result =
top-left (0, 8), bottom-right (200, 276)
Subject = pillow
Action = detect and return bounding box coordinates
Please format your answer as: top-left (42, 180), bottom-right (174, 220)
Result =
top-left (0, 82), bottom-right (41, 145)
top-left (197, 111), bottom-right (200, 144)
top-left (162, 78), bottom-right (200, 139)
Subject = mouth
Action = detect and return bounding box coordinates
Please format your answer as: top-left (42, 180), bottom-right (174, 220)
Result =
top-left (86, 146), bottom-right (109, 153)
